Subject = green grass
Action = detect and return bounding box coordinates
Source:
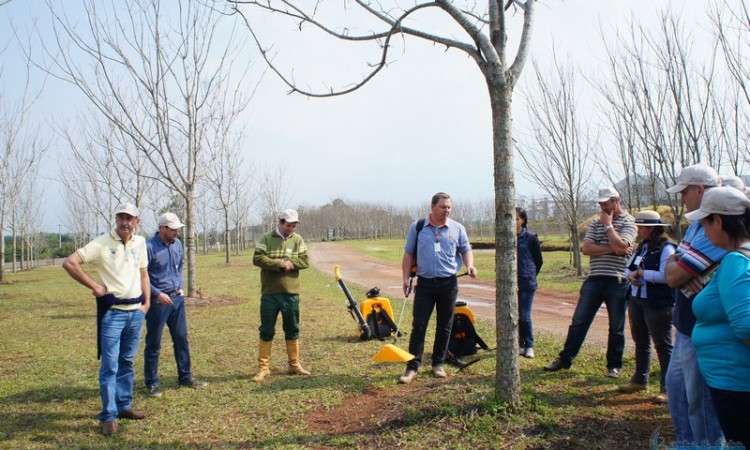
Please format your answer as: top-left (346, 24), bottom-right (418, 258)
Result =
top-left (0, 249), bottom-right (671, 449)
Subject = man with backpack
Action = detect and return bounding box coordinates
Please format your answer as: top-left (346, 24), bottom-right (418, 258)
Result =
top-left (398, 192), bottom-right (477, 384)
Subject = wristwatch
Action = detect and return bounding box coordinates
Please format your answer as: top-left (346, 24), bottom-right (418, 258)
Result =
top-left (603, 225), bottom-right (613, 232)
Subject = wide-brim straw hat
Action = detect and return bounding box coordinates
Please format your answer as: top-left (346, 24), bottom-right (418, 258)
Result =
top-left (635, 210), bottom-right (669, 227)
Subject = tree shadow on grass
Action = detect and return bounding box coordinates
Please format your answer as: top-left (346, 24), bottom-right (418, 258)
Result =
top-left (0, 385), bottom-right (99, 405)
top-left (0, 386), bottom-right (100, 441)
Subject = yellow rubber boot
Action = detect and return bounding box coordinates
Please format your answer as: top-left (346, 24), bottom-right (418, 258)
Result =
top-left (252, 340), bottom-right (273, 382)
top-left (286, 339), bottom-right (311, 375)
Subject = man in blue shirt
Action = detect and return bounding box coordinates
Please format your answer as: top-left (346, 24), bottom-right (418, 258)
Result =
top-left (398, 192), bottom-right (477, 384)
top-left (664, 164), bottom-right (725, 447)
top-left (143, 212), bottom-right (206, 398)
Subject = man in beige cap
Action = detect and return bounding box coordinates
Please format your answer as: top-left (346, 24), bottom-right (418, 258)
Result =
top-left (62, 203), bottom-right (150, 436)
top-left (143, 212), bottom-right (206, 399)
top-left (251, 209), bottom-right (311, 382)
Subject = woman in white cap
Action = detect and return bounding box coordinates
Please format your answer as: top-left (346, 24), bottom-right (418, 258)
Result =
top-left (619, 210), bottom-right (675, 404)
top-left (686, 186), bottom-right (750, 448)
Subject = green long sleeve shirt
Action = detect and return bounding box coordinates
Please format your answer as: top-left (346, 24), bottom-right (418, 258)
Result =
top-left (252, 229), bottom-right (309, 295)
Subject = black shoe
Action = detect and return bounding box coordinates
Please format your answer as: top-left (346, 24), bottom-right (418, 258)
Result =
top-left (147, 385), bottom-right (162, 398)
top-left (179, 378), bottom-right (207, 389)
top-left (543, 358), bottom-right (570, 371)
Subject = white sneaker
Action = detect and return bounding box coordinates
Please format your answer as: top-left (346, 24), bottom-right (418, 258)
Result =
top-left (432, 365), bottom-right (447, 378)
top-left (398, 369), bottom-right (417, 384)
top-left (519, 347), bottom-right (526, 356)
top-left (523, 347), bottom-right (535, 359)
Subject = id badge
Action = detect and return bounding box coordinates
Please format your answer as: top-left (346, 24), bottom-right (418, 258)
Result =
top-left (634, 256), bottom-right (642, 266)
top-left (434, 242), bottom-right (441, 253)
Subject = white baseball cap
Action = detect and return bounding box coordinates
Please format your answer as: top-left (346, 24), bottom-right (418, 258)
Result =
top-left (684, 186), bottom-right (750, 221)
top-left (667, 164), bottom-right (721, 194)
top-left (720, 174), bottom-right (745, 191)
top-left (158, 212), bottom-right (185, 230)
top-left (114, 203), bottom-right (140, 218)
top-left (279, 209), bottom-right (300, 223)
top-left (596, 187), bottom-right (620, 203)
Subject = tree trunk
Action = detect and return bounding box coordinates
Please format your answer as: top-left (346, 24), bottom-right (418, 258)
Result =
top-left (20, 237), bottom-right (25, 271)
top-left (224, 210), bottom-right (230, 264)
top-left (490, 85), bottom-right (520, 405)
top-left (570, 224), bottom-right (583, 277)
top-left (11, 219), bottom-right (17, 273)
top-left (0, 214), bottom-right (5, 282)
top-left (185, 190), bottom-right (197, 297)
top-left (235, 223), bottom-right (242, 256)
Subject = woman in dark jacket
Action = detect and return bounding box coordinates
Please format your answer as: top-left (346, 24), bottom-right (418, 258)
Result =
top-left (516, 207), bottom-right (543, 358)
top-left (619, 210), bottom-right (675, 404)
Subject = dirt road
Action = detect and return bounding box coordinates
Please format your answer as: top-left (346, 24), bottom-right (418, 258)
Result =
top-left (309, 241), bottom-right (620, 345)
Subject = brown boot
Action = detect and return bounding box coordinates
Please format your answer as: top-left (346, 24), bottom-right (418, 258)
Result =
top-left (286, 339), bottom-right (311, 375)
top-left (252, 340), bottom-right (273, 382)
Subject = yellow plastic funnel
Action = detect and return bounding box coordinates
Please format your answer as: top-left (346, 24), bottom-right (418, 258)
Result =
top-left (372, 343), bottom-right (414, 363)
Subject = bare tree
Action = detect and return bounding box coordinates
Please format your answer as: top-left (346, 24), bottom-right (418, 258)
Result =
top-left (15, 172), bottom-right (46, 270)
top-left (205, 130), bottom-right (250, 263)
top-left (257, 164), bottom-right (292, 231)
top-left (0, 60), bottom-right (46, 281)
top-left (231, 165), bottom-right (256, 255)
top-left (39, 0), bottom-right (253, 296)
top-left (57, 114), bottom-right (159, 236)
top-left (711, 0), bottom-right (750, 170)
top-left (519, 58), bottom-right (594, 276)
top-left (228, 0), bottom-right (536, 403)
top-left (712, 0), bottom-right (750, 106)
top-left (597, 11), bottom-right (722, 237)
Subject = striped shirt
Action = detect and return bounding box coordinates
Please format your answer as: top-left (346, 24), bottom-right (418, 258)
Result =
top-left (673, 220), bottom-right (727, 335)
top-left (584, 213), bottom-right (637, 278)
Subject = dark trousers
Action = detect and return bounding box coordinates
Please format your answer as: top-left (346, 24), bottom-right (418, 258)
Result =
top-left (258, 293), bottom-right (300, 341)
top-left (627, 300), bottom-right (672, 391)
top-left (406, 277), bottom-right (458, 371)
top-left (518, 289), bottom-right (536, 349)
top-left (144, 295), bottom-right (193, 387)
top-left (709, 386), bottom-right (750, 448)
top-left (559, 276), bottom-right (629, 369)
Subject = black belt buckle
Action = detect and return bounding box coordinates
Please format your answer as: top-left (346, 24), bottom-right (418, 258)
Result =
top-left (164, 290), bottom-right (180, 297)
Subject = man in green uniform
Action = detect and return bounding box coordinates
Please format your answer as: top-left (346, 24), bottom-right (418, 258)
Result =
top-left (252, 209), bottom-right (310, 382)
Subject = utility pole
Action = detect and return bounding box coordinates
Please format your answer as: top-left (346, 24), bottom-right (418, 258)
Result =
top-left (58, 225), bottom-right (62, 249)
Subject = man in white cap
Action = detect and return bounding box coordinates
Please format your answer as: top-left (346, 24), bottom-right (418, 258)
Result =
top-left (143, 212), bottom-right (206, 399)
top-left (544, 187), bottom-right (637, 377)
top-left (251, 209), bottom-right (310, 382)
top-left (664, 163), bottom-right (725, 446)
top-left (62, 203), bottom-right (150, 436)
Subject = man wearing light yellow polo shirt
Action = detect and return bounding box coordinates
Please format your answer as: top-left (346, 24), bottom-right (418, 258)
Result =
top-left (63, 203), bottom-right (150, 436)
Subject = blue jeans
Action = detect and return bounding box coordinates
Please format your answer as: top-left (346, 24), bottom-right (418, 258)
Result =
top-left (144, 295), bottom-right (193, 387)
top-left (406, 277), bottom-right (458, 371)
top-left (98, 308), bottom-right (145, 422)
top-left (666, 331), bottom-right (724, 447)
top-left (518, 289), bottom-right (536, 349)
top-left (558, 276), bottom-right (628, 369)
